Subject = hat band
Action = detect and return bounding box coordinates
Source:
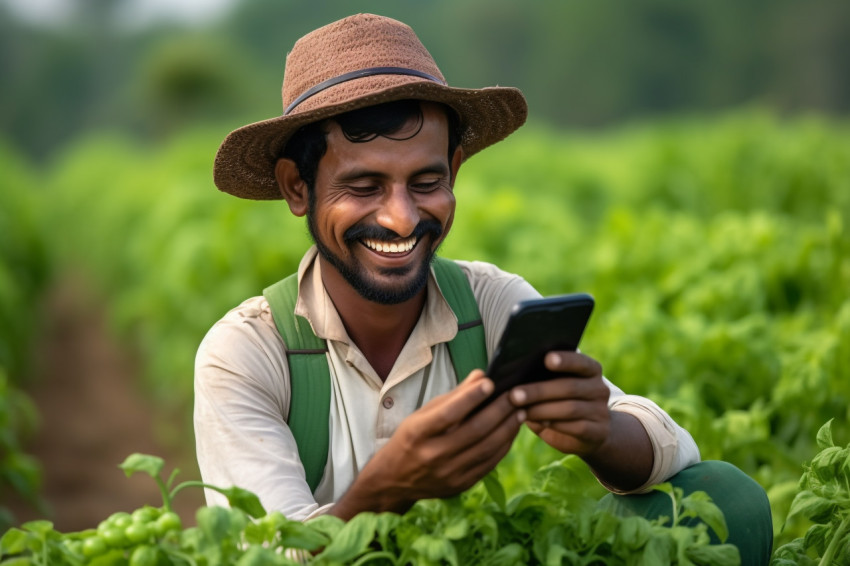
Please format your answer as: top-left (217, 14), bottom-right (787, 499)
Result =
top-left (284, 66), bottom-right (446, 116)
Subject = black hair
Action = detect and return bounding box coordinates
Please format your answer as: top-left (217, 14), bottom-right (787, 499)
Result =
top-left (280, 99), bottom-right (462, 193)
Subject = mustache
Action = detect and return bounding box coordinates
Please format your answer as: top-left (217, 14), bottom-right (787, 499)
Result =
top-left (344, 219), bottom-right (443, 243)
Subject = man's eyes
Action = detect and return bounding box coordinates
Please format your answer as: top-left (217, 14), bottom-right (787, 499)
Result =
top-left (345, 179), bottom-right (444, 193)
top-left (347, 184), bottom-right (379, 194)
top-left (411, 178), bottom-right (443, 192)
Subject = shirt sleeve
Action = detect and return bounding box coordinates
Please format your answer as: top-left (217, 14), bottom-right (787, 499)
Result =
top-left (457, 260), bottom-right (701, 493)
top-left (193, 296), bottom-right (333, 521)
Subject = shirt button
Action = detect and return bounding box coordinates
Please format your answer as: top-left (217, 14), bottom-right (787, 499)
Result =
top-left (382, 397), bottom-right (394, 409)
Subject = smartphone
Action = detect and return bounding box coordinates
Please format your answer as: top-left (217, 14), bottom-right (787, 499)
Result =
top-left (481, 292), bottom-right (595, 406)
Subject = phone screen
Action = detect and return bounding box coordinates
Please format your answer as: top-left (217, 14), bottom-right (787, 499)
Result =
top-left (482, 292), bottom-right (594, 405)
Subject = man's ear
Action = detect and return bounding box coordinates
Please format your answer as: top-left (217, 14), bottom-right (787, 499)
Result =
top-left (449, 145), bottom-right (464, 187)
top-left (275, 158), bottom-right (309, 217)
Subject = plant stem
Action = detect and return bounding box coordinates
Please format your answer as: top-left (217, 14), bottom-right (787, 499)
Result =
top-left (170, 480), bottom-right (209, 500)
top-left (155, 475), bottom-right (173, 512)
top-left (820, 513), bottom-right (850, 566)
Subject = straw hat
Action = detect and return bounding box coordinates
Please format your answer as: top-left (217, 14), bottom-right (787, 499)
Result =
top-left (213, 13), bottom-right (528, 200)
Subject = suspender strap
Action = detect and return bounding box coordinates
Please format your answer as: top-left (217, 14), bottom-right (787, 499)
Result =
top-left (263, 273), bottom-right (330, 493)
top-left (431, 257), bottom-right (488, 381)
top-left (262, 257), bottom-right (488, 494)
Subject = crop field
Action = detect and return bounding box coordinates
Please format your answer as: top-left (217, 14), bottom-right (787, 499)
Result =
top-left (1, 111), bottom-right (849, 564)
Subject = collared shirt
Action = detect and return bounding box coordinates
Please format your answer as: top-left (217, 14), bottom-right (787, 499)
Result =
top-left (194, 247), bottom-right (700, 521)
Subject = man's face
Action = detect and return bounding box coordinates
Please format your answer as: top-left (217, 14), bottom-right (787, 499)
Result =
top-left (307, 103), bottom-right (459, 305)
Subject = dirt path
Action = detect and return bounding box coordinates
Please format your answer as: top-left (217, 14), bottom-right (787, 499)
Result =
top-left (8, 276), bottom-right (205, 531)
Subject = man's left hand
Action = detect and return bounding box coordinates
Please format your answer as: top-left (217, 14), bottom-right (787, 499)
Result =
top-left (506, 350), bottom-right (654, 492)
top-left (506, 351), bottom-right (610, 456)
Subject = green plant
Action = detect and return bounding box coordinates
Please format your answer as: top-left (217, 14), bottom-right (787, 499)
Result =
top-left (771, 419), bottom-right (850, 565)
top-left (0, 453), bottom-right (739, 565)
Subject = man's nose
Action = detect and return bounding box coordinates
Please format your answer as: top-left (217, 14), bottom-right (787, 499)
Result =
top-left (376, 186), bottom-right (419, 238)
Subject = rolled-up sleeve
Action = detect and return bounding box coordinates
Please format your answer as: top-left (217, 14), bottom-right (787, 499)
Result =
top-left (601, 378), bottom-right (701, 494)
top-left (459, 259), bottom-right (701, 495)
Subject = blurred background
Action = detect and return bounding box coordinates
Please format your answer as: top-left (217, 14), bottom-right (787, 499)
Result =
top-left (2, 0), bottom-right (849, 552)
top-left (3, 0), bottom-right (850, 160)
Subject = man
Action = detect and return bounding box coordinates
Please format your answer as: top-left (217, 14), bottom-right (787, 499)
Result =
top-left (195, 13), bottom-right (772, 563)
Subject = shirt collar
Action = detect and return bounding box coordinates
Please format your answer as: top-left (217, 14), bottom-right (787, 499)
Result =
top-left (293, 245), bottom-right (459, 350)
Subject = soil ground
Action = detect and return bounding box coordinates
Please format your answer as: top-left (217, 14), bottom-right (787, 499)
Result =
top-left (7, 276), bottom-right (205, 531)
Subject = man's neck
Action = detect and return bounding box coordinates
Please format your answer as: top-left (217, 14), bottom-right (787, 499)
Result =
top-left (318, 256), bottom-right (426, 382)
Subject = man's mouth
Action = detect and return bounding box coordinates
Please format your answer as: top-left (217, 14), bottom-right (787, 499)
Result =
top-left (361, 237), bottom-right (417, 254)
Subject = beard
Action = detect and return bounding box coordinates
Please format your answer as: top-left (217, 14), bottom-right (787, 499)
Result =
top-left (307, 212), bottom-right (444, 305)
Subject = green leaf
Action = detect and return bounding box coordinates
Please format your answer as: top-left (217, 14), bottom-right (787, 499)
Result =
top-left (542, 543), bottom-right (580, 566)
top-left (616, 516), bottom-right (652, 550)
top-left (802, 523), bottom-right (831, 555)
top-left (591, 510), bottom-right (620, 543)
top-left (816, 418), bottom-right (835, 450)
top-left (787, 490), bottom-right (837, 524)
top-left (684, 543), bottom-right (741, 566)
top-left (483, 471), bottom-right (506, 511)
top-left (411, 534), bottom-right (457, 565)
top-left (373, 512), bottom-right (401, 550)
top-left (218, 486), bottom-right (267, 519)
top-left (811, 446), bottom-right (846, 483)
top-left (118, 454), bottom-right (164, 479)
top-left (482, 543), bottom-right (525, 566)
top-left (442, 516), bottom-right (469, 540)
top-left (680, 491), bottom-right (729, 543)
top-left (196, 506), bottom-right (234, 542)
top-left (20, 521), bottom-right (53, 537)
top-left (315, 512), bottom-right (378, 562)
top-left (639, 534), bottom-right (673, 566)
top-left (306, 514), bottom-right (345, 539)
top-left (278, 520), bottom-right (330, 551)
top-left (770, 538), bottom-right (817, 566)
top-left (236, 545), bottom-right (281, 566)
top-left (0, 528), bottom-right (31, 555)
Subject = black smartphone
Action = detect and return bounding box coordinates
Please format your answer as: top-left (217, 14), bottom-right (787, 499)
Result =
top-left (481, 292), bottom-right (595, 407)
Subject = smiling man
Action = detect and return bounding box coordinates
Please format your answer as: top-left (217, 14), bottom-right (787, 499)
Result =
top-left (194, 13), bottom-right (772, 564)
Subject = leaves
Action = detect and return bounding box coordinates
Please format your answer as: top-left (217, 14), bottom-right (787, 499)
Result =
top-left (118, 454), bottom-right (164, 479)
top-left (679, 491), bottom-right (729, 543)
top-left (816, 419), bottom-right (835, 450)
top-left (314, 512), bottom-right (378, 563)
top-left (482, 471), bottom-right (507, 512)
top-left (217, 486), bottom-right (267, 519)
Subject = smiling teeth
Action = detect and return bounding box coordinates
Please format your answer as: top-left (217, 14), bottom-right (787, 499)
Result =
top-left (363, 237), bottom-right (417, 253)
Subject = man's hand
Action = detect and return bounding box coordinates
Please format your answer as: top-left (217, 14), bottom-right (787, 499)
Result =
top-left (508, 351), bottom-right (654, 492)
top-left (331, 370), bottom-right (524, 520)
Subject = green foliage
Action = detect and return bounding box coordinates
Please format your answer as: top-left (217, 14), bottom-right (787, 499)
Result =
top-left (0, 369), bottom-right (43, 532)
top-left (4, 0), bottom-right (850, 159)
top-left (31, 112), bottom-right (850, 551)
top-left (0, 141), bottom-right (49, 529)
top-left (771, 420), bottom-right (850, 565)
top-left (0, 142), bottom-right (50, 379)
top-left (0, 453), bottom-right (739, 565)
top-left (2, 109), bottom-right (848, 557)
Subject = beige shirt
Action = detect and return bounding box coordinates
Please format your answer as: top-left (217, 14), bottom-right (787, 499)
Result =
top-left (194, 247), bottom-right (700, 521)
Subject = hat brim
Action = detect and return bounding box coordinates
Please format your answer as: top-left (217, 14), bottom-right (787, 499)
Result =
top-left (213, 77), bottom-right (528, 200)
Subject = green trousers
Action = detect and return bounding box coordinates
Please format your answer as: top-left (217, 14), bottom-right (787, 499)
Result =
top-left (601, 461), bottom-right (773, 566)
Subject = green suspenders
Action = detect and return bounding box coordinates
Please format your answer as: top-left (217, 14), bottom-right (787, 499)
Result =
top-left (263, 257), bottom-right (488, 493)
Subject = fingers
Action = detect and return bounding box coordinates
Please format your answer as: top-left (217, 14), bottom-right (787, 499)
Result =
top-left (544, 351), bottom-right (602, 377)
top-left (413, 369), bottom-right (495, 435)
top-left (428, 399), bottom-right (523, 493)
top-left (447, 391), bottom-right (525, 451)
top-left (510, 374), bottom-right (608, 407)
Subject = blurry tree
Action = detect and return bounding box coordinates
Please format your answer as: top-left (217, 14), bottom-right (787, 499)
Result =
top-left (124, 33), bottom-right (267, 137)
top-left (1, 0), bottom-right (849, 160)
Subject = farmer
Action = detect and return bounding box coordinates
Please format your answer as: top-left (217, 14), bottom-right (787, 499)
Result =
top-left (195, 13), bottom-right (772, 564)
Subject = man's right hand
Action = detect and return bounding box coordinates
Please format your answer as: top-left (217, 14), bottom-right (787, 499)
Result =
top-left (330, 370), bottom-right (524, 520)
